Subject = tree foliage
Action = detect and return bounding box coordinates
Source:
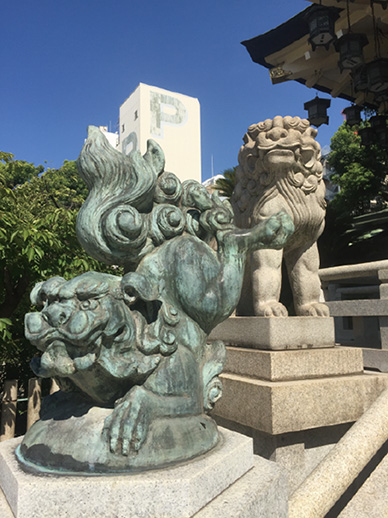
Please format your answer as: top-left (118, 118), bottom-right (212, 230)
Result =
top-left (327, 122), bottom-right (387, 215)
top-left (213, 167), bottom-right (237, 198)
top-left (319, 122), bottom-right (388, 267)
top-left (0, 153), bottom-right (120, 386)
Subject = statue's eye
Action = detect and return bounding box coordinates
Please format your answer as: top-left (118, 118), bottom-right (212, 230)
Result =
top-left (80, 299), bottom-right (98, 310)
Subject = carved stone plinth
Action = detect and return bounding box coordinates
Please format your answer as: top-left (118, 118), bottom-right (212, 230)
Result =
top-left (209, 316), bottom-right (335, 350)
top-left (224, 346), bottom-right (364, 382)
top-left (215, 368), bottom-right (388, 435)
top-left (210, 318), bottom-right (388, 493)
top-left (0, 429), bottom-right (288, 518)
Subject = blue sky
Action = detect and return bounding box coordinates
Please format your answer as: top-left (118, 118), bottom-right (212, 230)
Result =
top-left (1, 0), bottom-right (349, 181)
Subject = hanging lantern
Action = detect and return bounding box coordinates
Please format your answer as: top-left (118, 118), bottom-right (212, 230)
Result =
top-left (367, 59), bottom-right (388, 93)
top-left (305, 5), bottom-right (337, 51)
top-left (351, 66), bottom-right (368, 92)
top-left (343, 105), bottom-right (362, 126)
top-left (358, 126), bottom-right (375, 146)
top-left (335, 33), bottom-right (368, 72)
top-left (304, 97), bottom-right (331, 127)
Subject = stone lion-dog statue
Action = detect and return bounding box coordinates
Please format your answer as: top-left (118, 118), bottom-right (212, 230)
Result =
top-left (232, 115), bottom-right (329, 317)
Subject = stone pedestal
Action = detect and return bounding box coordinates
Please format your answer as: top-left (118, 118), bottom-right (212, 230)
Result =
top-left (209, 316), bottom-right (335, 349)
top-left (0, 428), bottom-right (288, 518)
top-left (210, 317), bottom-right (388, 493)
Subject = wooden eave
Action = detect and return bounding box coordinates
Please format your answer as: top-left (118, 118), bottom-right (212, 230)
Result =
top-left (242, 0), bottom-right (388, 109)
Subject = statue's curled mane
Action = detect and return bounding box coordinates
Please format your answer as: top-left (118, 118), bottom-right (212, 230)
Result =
top-left (76, 127), bottom-right (235, 269)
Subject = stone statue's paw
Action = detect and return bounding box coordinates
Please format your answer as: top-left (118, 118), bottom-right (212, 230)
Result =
top-left (103, 386), bottom-right (151, 456)
top-left (255, 300), bottom-right (288, 317)
top-left (296, 302), bottom-right (330, 317)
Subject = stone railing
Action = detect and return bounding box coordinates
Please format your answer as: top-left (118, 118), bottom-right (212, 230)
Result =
top-left (319, 261), bottom-right (388, 361)
top-left (288, 384), bottom-right (388, 517)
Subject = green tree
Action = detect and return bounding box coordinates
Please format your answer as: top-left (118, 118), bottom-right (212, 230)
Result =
top-left (319, 122), bottom-right (388, 267)
top-left (0, 154), bottom-right (120, 386)
top-left (213, 167), bottom-right (237, 198)
top-left (327, 122), bottom-right (387, 215)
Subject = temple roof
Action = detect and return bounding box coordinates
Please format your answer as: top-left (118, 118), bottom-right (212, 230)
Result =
top-left (242, 0), bottom-right (388, 109)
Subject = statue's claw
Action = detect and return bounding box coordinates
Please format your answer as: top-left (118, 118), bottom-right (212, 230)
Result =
top-left (296, 302), bottom-right (330, 317)
top-left (103, 386), bottom-right (150, 455)
top-left (255, 301), bottom-right (288, 317)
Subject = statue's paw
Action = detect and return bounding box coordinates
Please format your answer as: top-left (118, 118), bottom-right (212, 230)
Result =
top-left (255, 301), bottom-right (288, 317)
top-left (103, 386), bottom-right (150, 456)
top-left (297, 302), bottom-right (330, 317)
top-left (264, 212), bottom-right (294, 249)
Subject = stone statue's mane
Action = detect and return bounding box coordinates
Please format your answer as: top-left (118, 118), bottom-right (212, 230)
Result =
top-left (233, 116), bottom-right (326, 228)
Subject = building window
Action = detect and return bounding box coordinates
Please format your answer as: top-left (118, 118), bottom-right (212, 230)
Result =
top-left (134, 110), bottom-right (138, 121)
top-left (122, 124), bottom-right (125, 133)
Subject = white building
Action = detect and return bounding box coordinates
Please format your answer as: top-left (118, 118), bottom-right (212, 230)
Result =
top-left (98, 126), bottom-right (119, 149)
top-left (117, 83), bottom-right (201, 183)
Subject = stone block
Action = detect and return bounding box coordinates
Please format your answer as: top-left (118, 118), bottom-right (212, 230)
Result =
top-left (379, 316), bottom-right (388, 349)
top-left (378, 269), bottom-right (388, 301)
top-left (363, 348), bottom-right (388, 372)
top-left (319, 260), bottom-right (388, 282)
top-left (209, 316), bottom-right (335, 350)
top-left (326, 299), bottom-right (388, 317)
top-left (214, 416), bottom-right (353, 496)
top-left (0, 429), bottom-right (255, 518)
top-left (224, 346), bottom-right (363, 381)
top-left (214, 372), bottom-right (388, 435)
top-left (196, 456), bottom-right (288, 518)
top-left (378, 269), bottom-right (388, 283)
top-left (0, 459), bottom-right (288, 518)
top-left (253, 423), bottom-right (353, 495)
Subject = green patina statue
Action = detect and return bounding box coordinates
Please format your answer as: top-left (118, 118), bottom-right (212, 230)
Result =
top-left (18, 126), bottom-right (294, 474)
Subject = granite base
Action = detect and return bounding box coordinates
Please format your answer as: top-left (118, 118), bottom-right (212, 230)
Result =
top-left (209, 316), bottom-right (335, 350)
top-left (0, 428), bottom-right (288, 518)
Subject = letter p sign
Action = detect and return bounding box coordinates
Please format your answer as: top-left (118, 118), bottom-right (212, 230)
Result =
top-left (150, 92), bottom-right (187, 138)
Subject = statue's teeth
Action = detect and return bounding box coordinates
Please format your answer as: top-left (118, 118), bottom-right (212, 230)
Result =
top-left (74, 353), bottom-right (96, 371)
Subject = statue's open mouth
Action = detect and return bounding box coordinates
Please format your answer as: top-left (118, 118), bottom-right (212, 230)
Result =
top-left (31, 338), bottom-right (99, 378)
top-left (264, 148), bottom-right (296, 165)
top-left (266, 148), bottom-right (295, 157)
